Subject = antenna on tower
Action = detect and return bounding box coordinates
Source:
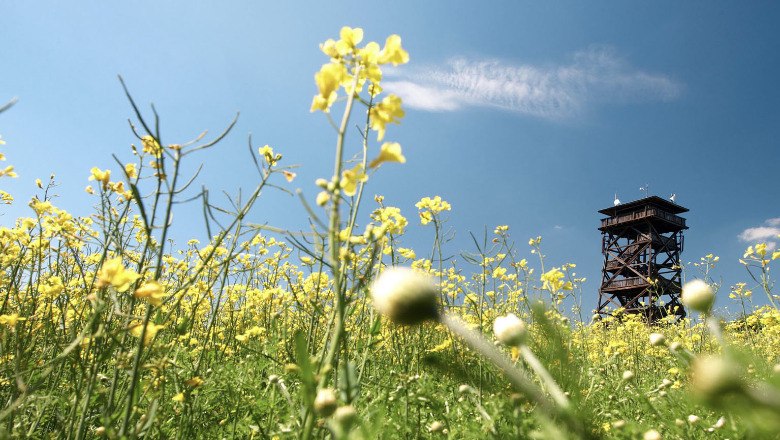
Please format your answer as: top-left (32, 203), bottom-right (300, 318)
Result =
top-left (613, 193), bottom-right (621, 206)
top-left (639, 184), bottom-right (649, 198)
top-left (670, 193), bottom-right (677, 203)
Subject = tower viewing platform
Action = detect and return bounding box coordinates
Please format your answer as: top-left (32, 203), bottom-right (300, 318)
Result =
top-left (597, 196), bottom-right (688, 321)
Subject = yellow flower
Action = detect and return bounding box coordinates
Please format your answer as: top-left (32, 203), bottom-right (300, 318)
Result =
top-left (88, 167), bottom-right (111, 190)
top-left (311, 63), bottom-right (345, 113)
top-left (141, 135), bottom-right (162, 157)
top-left (378, 35), bottom-right (409, 65)
top-left (125, 163), bottom-right (138, 179)
top-left (35, 178), bottom-right (43, 188)
top-left (258, 145), bottom-right (281, 166)
top-left (172, 392), bottom-right (185, 402)
top-left (341, 164), bottom-right (368, 197)
top-left (134, 281), bottom-right (166, 306)
top-left (368, 142), bottom-right (406, 169)
top-left (357, 41), bottom-right (380, 65)
top-left (320, 39), bottom-right (339, 58)
top-left (335, 26), bottom-right (364, 55)
top-left (369, 95), bottom-right (404, 141)
top-left (541, 267), bottom-right (572, 292)
top-left (415, 196), bottom-right (451, 225)
top-left (282, 170), bottom-right (296, 182)
top-left (130, 322), bottom-right (165, 345)
top-left (96, 257), bottom-right (141, 292)
top-left (755, 243), bottom-right (767, 258)
top-left (0, 313), bottom-right (26, 327)
top-left (0, 165), bottom-right (17, 178)
top-left (185, 376), bottom-right (204, 388)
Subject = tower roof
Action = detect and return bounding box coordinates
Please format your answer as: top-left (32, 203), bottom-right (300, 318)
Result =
top-left (599, 195), bottom-right (688, 216)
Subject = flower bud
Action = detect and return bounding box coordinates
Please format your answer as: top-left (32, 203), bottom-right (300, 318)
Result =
top-left (314, 388), bottom-right (338, 417)
top-left (333, 405), bottom-right (357, 429)
top-left (428, 421), bottom-right (445, 433)
top-left (316, 191), bottom-right (330, 207)
top-left (493, 313), bottom-right (527, 346)
top-left (622, 370), bottom-right (635, 382)
top-left (692, 356), bottom-right (744, 401)
top-left (687, 414), bottom-right (700, 424)
top-left (371, 267), bottom-right (439, 325)
top-left (648, 333), bottom-right (666, 347)
top-left (643, 429), bottom-right (661, 440)
top-left (681, 279), bottom-right (715, 313)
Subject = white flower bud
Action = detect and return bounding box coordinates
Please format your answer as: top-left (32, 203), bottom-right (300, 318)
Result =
top-left (681, 279), bottom-right (715, 313)
top-left (333, 405), bottom-right (357, 429)
top-left (643, 429), bottom-right (661, 440)
top-left (692, 356), bottom-right (744, 400)
top-left (648, 333), bottom-right (666, 347)
top-left (687, 414), bottom-right (700, 424)
top-left (622, 370), bottom-right (635, 382)
top-left (314, 388), bottom-right (338, 417)
top-left (428, 421), bottom-right (445, 433)
top-left (371, 267), bottom-right (439, 325)
top-left (668, 342), bottom-right (682, 352)
top-left (493, 313), bottom-right (527, 346)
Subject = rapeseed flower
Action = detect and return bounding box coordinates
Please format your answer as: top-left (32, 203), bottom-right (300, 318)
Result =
top-left (134, 281), bottom-right (166, 306)
top-left (340, 164), bottom-right (367, 196)
top-left (96, 257), bottom-right (141, 292)
top-left (368, 142), bottom-right (405, 169)
top-left (369, 95), bottom-right (404, 141)
top-left (378, 35), bottom-right (409, 66)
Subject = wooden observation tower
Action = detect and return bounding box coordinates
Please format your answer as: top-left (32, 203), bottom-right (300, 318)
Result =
top-left (597, 196), bottom-right (688, 321)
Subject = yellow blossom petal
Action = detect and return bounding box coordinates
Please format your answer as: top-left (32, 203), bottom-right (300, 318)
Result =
top-left (368, 142), bottom-right (406, 169)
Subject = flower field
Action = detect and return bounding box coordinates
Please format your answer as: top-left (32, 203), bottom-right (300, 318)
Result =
top-left (1, 27), bottom-right (779, 439)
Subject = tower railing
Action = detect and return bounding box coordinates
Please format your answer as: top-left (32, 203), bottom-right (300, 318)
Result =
top-left (600, 207), bottom-right (686, 229)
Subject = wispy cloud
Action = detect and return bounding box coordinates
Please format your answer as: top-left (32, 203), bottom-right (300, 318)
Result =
top-left (384, 46), bottom-right (682, 120)
top-left (739, 218), bottom-right (780, 251)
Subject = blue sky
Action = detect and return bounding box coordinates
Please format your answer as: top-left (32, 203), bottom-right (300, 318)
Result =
top-left (2, 1), bottom-right (779, 314)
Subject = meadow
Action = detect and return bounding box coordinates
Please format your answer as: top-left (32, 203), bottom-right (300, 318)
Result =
top-left (1, 27), bottom-right (779, 439)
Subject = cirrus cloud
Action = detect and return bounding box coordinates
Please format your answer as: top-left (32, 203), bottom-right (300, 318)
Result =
top-left (384, 46), bottom-right (682, 120)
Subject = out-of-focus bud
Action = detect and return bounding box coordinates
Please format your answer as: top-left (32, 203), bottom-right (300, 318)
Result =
top-left (682, 279), bottom-right (715, 313)
top-left (493, 313), bottom-right (527, 347)
top-left (314, 388), bottom-right (338, 417)
top-left (649, 333), bottom-right (666, 347)
top-left (371, 267), bottom-right (439, 325)
top-left (333, 405), bottom-right (357, 429)
top-left (692, 356), bottom-right (744, 402)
